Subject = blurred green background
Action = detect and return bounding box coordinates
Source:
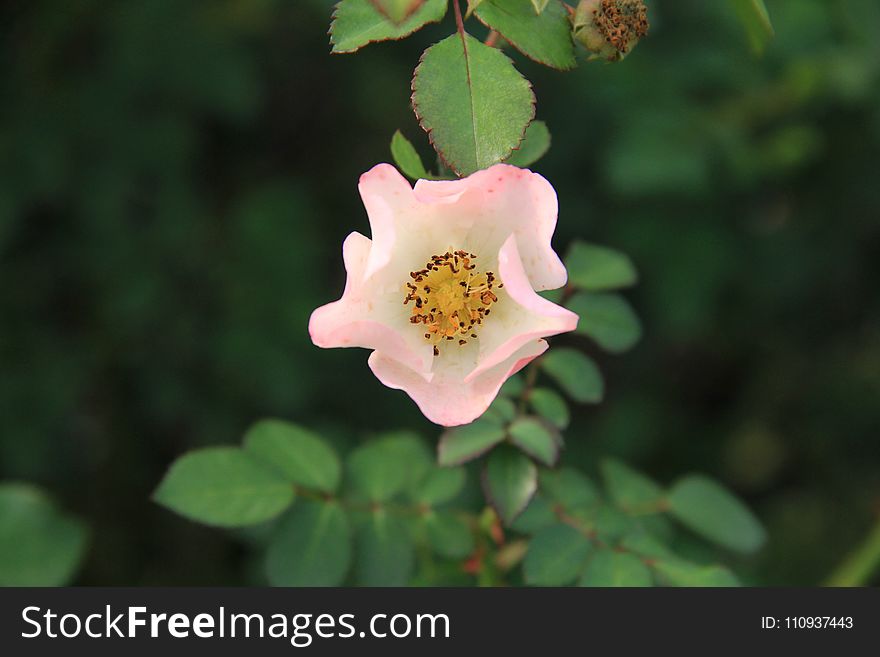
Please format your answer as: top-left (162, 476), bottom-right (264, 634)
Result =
top-left (1, 0), bottom-right (878, 585)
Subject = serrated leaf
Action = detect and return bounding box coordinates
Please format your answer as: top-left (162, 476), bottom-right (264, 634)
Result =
top-left (243, 419), bottom-right (341, 493)
top-left (370, 0), bottom-right (423, 24)
top-left (579, 550), bottom-right (652, 587)
top-left (508, 416), bottom-right (560, 466)
top-left (424, 510), bottom-right (474, 558)
top-left (482, 447), bottom-right (538, 525)
top-left (668, 475), bottom-right (766, 553)
top-left (652, 559), bottom-right (741, 587)
top-left (524, 523), bottom-right (592, 585)
top-left (330, 0), bottom-right (448, 53)
top-left (566, 241), bottom-right (638, 291)
top-left (505, 120), bottom-right (551, 168)
top-left (391, 130), bottom-right (430, 181)
top-left (412, 32), bottom-right (535, 176)
top-left (601, 458), bottom-right (664, 513)
top-left (265, 500), bottom-right (351, 586)
top-left (728, 0), bottom-right (774, 55)
top-left (541, 348), bottom-right (604, 403)
top-left (438, 418), bottom-right (506, 466)
top-left (567, 292), bottom-right (642, 353)
top-left (355, 509), bottom-right (415, 585)
top-left (475, 0), bottom-right (575, 70)
top-left (0, 484), bottom-right (88, 586)
top-left (153, 447), bottom-right (294, 528)
top-left (348, 433), bottom-right (430, 502)
top-left (528, 387), bottom-right (570, 429)
top-left (540, 467), bottom-right (600, 510)
top-left (411, 466), bottom-right (466, 506)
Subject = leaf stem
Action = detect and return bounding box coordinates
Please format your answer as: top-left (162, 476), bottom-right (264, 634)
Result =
top-left (825, 516), bottom-right (880, 586)
top-left (453, 0), bottom-right (466, 38)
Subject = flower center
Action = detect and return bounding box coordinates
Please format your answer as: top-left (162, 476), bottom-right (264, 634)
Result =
top-left (404, 250), bottom-right (501, 356)
top-left (593, 0), bottom-right (649, 54)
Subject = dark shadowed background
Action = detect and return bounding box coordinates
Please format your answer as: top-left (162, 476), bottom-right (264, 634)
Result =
top-left (1, 0), bottom-right (879, 585)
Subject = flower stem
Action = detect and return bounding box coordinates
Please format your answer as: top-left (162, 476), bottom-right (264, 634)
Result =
top-left (825, 516), bottom-right (880, 586)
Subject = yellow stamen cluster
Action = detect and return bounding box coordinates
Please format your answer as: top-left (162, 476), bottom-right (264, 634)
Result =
top-left (593, 0), bottom-right (649, 54)
top-left (404, 250), bottom-right (502, 356)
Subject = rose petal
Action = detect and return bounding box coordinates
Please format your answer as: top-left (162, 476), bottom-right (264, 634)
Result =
top-left (369, 339), bottom-right (548, 426)
top-left (467, 235), bottom-right (578, 382)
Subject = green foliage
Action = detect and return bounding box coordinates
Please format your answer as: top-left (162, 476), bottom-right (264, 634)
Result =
top-left (504, 120), bottom-right (552, 168)
top-left (540, 467), bottom-right (600, 509)
top-left (728, 0), bottom-right (774, 54)
top-left (541, 348), bottom-right (604, 403)
top-left (370, 0), bottom-right (425, 24)
top-left (528, 387), bottom-right (570, 429)
top-left (330, 0), bottom-right (448, 53)
top-left (652, 559), bottom-right (740, 587)
top-left (0, 483), bottom-right (87, 586)
top-left (579, 550), bottom-right (652, 587)
top-left (153, 447), bottom-right (294, 528)
top-left (355, 509), bottom-right (416, 585)
top-left (668, 475), bottom-right (766, 553)
top-left (411, 465), bottom-right (466, 505)
top-left (601, 458), bottom-right (664, 513)
top-left (508, 416), bottom-right (560, 466)
top-left (390, 130), bottom-right (431, 181)
top-left (438, 417), bottom-right (507, 465)
top-left (412, 33), bottom-right (535, 175)
top-left (424, 510), bottom-right (475, 558)
top-left (566, 241), bottom-right (638, 291)
top-left (347, 433), bottom-right (430, 502)
top-left (474, 0), bottom-right (576, 70)
top-left (524, 523), bottom-right (592, 585)
top-left (483, 447), bottom-right (538, 525)
top-left (266, 500), bottom-right (352, 586)
top-left (567, 292), bottom-right (643, 353)
top-left (243, 419), bottom-right (341, 493)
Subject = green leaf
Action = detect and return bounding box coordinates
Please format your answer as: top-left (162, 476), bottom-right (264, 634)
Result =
top-left (412, 32), bottom-right (535, 176)
top-left (411, 466), bottom-right (466, 506)
top-left (524, 524), bottom-right (591, 585)
top-left (438, 418), bottom-right (506, 466)
top-left (370, 0), bottom-right (423, 24)
top-left (475, 0), bottom-right (576, 70)
top-left (565, 241), bottom-right (638, 291)
top-left (348, 433), bottom-right (430, 502)
top-left (391, 130), bottom-right (430, 181)
top-left (153, 447), bottom-right (294, 528)
top-left (601, 458), bottom-right (664, 513)
top-left (485, 395), bottom-right (517, 424)
top-left (482, 447), bottom-right (538, 525)
top-left (531, 0), bottom-right (551, 13)
top-left (330, 0), bottom-right (448, 53)
top-left (541, 348), bottom-right (604, 403)
top-left (424, 510), bottom-right (475, 558)
top-left (667, 475), bottom-right (766, 553)
top-left (619, 531), bottom-right (675, 560)
top-left (0, 483), bottom-right (88, 586)
top-left (528, 387), bottom-right (570, 429)
top-left (266, 500), bottom-right (351, 586)
top-left (504, 120), bottom-right (551, 168)
top-left (579, 550), bottom-right (653, 587)
top-left (499, 374), bottom-right (525, 397)
top-left (355, 510), bottom-right (415, 585)
top-left (508, 416), bottom-right (560, 467)
top-left (728, 0), bottom-right (774, 54)
top-left (243, 419), bottom-right (341, 493)
top-left (510, 494), bottom-right (557, 533)
top-left (540, 467), bottom-right (600, 510)
top-left (567, 292), bottom-right (643, 353)
top-left (652, 559), bottom-right (741, 587)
